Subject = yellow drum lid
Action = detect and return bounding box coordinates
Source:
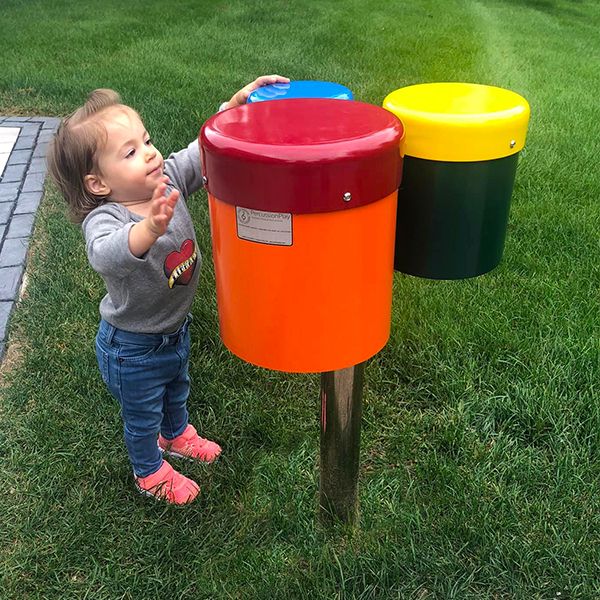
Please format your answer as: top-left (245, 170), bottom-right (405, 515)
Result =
top-left (383, 83), bottom-right (530, 162)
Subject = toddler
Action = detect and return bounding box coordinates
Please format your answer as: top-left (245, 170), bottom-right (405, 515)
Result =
top-left (48, 76), bottom-right (289, 504)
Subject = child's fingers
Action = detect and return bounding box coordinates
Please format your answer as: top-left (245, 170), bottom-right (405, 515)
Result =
top-left (158, 191), bottom-right (178, 221)
top-left (154, 187), bottom-right (178, 211)
top-left (152, 184), bottom-right (167, 203)
top-left (148, 181), bottom-right (178, 235)
top-left (166, 188), bottom-right (179, 206)
top-left (151, 176), bottom-right (170, 200)
top-left (151, 195), bottom-right (166, 214)
top-left (151, 187), bottom-right (177, 212)
top-left (255, 74), bottom-right (289, 87)
top-left (161, 201), bottom-right (174, 218)
top-left (240, 75), bottom-right (290, 104)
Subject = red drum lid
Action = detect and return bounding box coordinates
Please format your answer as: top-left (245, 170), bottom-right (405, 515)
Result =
top-left (200, 98), bottom-right (404, 214)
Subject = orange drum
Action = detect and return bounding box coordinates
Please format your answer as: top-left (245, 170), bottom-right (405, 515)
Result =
top-left (200, 99), bottom-right (404, 373)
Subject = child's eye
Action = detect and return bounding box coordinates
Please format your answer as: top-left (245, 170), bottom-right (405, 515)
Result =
top-left (125, 149), bottom-right (135, 158)
top-left (145, 138), bottom-right (153, 146)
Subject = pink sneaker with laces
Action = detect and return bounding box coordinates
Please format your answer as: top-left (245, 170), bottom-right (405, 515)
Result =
top-left (158, 424), bottom-right (222, 464)
top-left (135, 460), bottom-right (200, 505)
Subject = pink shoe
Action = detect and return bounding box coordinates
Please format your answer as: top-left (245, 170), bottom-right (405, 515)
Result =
top-left (158, 424), bottom-right (222, 464)
top-left (135, 460), bottom-right (199, 505)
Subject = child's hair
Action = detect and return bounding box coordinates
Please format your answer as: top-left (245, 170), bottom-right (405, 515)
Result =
top-left (47, 88), bottom-right (123, 223)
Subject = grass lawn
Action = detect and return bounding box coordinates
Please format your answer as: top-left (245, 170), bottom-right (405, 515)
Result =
top-left (1, 0), bottom-right (599, 598)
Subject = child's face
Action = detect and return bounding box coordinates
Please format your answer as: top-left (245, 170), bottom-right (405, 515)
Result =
top-left (92, 107), bottom-right (164, 205)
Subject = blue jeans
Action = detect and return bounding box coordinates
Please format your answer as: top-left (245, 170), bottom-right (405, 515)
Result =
top-left (95, 315), bottom-right (192, 477)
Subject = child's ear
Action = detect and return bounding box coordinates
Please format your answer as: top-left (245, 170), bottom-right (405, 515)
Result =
top-left (84, 173), bottom-right (110, 196)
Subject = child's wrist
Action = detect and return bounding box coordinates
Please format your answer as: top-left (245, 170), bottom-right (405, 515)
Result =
top-left (142, 218), bottom-right (162, 239)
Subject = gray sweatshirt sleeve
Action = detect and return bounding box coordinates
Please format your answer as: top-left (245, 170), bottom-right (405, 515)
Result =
top-left (82, 205), bottom-right (146, 279)
top-left (163, 139), bottom-right (203, 199)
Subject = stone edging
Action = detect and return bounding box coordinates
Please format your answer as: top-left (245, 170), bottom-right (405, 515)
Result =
top-left (0, 115), bottom-right (60, 361)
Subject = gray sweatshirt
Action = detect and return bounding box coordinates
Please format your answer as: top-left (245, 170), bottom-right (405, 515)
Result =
top-left (82, 140), bottom-right (203, 334)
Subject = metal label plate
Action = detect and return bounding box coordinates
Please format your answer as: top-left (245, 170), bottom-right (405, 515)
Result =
top-left (236, 207), bottom-right (293, 246)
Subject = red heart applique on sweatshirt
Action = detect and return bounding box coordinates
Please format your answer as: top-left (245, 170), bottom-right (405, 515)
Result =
top-left (164, 239), bottom-right (197, 288)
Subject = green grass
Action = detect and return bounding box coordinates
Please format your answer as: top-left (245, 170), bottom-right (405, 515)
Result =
top-left (1, 0), bottom-right (599, 598)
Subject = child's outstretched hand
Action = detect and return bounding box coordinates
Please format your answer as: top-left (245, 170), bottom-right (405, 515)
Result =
top-left (147, 176), bottom-right (180, 237)
top-left (224, 74), bottom-right (290, 109)
top-left (129, 176), bottom-right (179, 257)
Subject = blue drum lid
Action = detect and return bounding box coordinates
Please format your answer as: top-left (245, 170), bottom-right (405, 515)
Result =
top-left (248, 80), bottom-right (353, 103)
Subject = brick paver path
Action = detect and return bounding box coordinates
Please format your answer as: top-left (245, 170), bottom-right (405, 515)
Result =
top-left (0, 115), bottom-right (60, 360)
